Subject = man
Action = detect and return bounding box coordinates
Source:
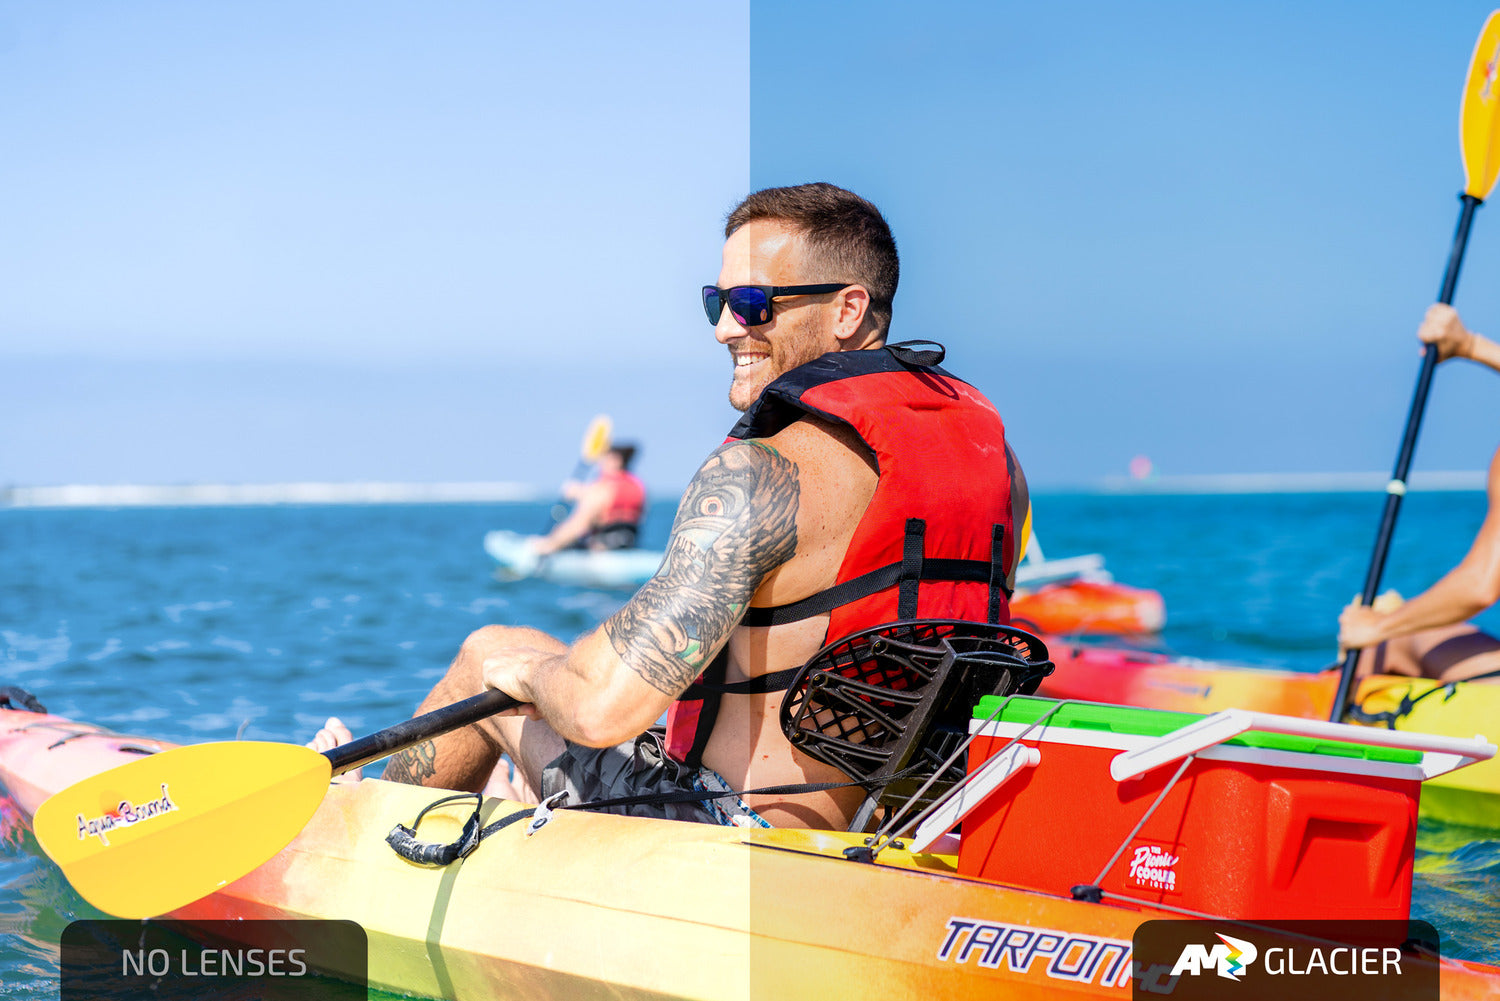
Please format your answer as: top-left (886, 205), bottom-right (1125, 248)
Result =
top-left (1338, 304), bottom-right (1500, 683)
top-left (314, 183), bottom-right (1029, 829)
top-left (534, 443), bottom-right (646, 553)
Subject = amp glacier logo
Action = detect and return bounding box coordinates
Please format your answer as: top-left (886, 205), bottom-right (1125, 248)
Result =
top-left (1171, 933), bottom-right (1258, 981)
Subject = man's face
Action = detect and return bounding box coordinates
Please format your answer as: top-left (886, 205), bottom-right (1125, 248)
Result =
top-left (714, 219), bottom-right (841, 412)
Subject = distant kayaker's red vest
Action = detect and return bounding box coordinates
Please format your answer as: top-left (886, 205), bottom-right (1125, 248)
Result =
top-left (598, 470), bottom-right (645, 527)
top-left (664, 342), bottom-right (1016, 767)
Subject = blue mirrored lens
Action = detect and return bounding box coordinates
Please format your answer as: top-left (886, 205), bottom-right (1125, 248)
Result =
top-left (701, 286), bottom-right (723, 325)
top-left (726, 287), bottom-right (771, 326)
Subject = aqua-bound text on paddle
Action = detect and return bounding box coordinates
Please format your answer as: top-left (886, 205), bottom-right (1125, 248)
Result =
top-left (76, 784), bottom-right (178, 845)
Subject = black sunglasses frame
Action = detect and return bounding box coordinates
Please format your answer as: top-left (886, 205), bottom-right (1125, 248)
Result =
top-left (701, 283), bottom-right (853, 326)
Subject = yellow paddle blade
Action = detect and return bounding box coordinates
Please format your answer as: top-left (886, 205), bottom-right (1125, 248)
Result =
top-left (33, 741), bottom-right (332, 918)
top-left (580, 413), bottom-right (613, 462)
top-left (1461, 10), bottom-right (1500, 199)
top-left (1017, 502), bottom-right (1033, 563)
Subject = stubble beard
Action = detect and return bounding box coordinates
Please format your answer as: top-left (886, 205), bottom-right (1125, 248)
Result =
top-left (726, 321), bottom-right (830, 412)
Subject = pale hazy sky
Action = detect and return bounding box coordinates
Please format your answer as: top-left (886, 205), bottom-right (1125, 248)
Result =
top-left (4, 1), bottom-right (1500, 492)
top-left (3, 2), bottom-right (749, 491)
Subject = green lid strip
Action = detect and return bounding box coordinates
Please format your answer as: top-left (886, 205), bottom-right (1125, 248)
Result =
top-left (973, 695), bottom-right (1421, 765)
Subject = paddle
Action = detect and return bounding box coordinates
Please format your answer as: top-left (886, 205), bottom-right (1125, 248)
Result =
top-left (1329, 9), bottom-right (1500, 721)
top-left (548, 414), bottom-right (613, 525)
top-left (32, 688), bottom-right (519, 919)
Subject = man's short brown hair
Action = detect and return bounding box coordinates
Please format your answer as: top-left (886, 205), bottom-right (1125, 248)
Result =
top-left (725, 183), bottom-right (899, 339)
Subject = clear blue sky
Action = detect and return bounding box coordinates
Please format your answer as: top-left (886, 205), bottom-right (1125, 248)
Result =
top-left (4, 1), bottom-right (1499, 491)
top-left (751, 1), bottom-right (1500, 486)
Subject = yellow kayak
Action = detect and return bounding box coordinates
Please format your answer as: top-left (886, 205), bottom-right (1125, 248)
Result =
top-left (5, 700), bottom-right (1500, 1000)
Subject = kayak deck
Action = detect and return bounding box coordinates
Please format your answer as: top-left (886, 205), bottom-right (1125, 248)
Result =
top-left (176, 777), bottom-right (1141, 1000)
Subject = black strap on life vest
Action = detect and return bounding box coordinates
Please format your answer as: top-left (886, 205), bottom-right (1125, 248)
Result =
top-left (739, 519), bottom-right (1011, 628)
top-left (673, 657), bottom-right (803, 769)
top-left (988, 523), bottom-right (1007, 625)
top-left (673, 520), bottom-right (1010, 770)
top-left (677, 649), bottom-right (727, 769)
top-left (678, 665), bottom-right (802, 700)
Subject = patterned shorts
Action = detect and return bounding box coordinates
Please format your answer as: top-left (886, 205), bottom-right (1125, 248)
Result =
top-left (540, 729), bottom-right (771, 828)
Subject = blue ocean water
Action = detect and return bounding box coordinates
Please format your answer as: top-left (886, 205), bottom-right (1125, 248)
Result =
top-left (2, 492), bottom-right (1498, 995)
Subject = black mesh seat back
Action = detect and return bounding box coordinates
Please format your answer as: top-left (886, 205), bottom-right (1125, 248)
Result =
top-left (779, 620), bottom-right (1052, 825)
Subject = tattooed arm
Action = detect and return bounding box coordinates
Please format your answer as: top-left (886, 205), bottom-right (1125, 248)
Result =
top-left (382, 740), bottom-right (437, 784)
top-left (603, 440), bottom-right (798, 695)
top-left (482, 439), bottom-right (801, 746)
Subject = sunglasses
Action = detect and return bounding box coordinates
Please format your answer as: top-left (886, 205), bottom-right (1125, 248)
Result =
top-left (701, 283), bottom-right (852, 326)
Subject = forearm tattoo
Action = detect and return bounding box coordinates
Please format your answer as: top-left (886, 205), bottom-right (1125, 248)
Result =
top-left (605, 440), bottom-right (799, 695)
top-left (383, 740), bottom-right (437, 785)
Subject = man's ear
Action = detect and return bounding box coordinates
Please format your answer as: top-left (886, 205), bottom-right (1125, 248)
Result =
top-left (832, 285), bottom-right (873, 343)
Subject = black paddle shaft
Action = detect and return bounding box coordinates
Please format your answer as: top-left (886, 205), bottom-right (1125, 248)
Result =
top-left (1329, 193), bottom-right (1484, 721)
top-left (322, 689), bottom-right (521, 775)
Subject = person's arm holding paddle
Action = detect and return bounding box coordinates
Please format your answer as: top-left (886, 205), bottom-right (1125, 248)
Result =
top-left (1339, 446), bottom-right (1500, 650)
top-left (531, 478), bottom-right (612, 556)
top-left (1338, 305), bottom-right (1500, 682)
top-left (1414, 303), bottom-right (1500, 372)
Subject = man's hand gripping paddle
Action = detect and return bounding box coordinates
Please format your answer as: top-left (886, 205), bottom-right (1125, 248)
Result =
top-left (1330, 11), bottom-right (1500, 720)
top-left (32, 689), bottom-right (519, 918)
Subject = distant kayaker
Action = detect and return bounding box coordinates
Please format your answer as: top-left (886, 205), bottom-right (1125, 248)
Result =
top-left (533, 443), bottom-right (646, 554)
top-left (1337, 303), bottom-right (1500, 684)
top-left (314, 182), bottom-right (1030, 828)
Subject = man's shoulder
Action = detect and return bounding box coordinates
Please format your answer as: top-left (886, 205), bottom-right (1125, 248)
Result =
top-left (743, 418), bottom-right (878, 540)
top-left (757, 415), bottom-right (875, 474)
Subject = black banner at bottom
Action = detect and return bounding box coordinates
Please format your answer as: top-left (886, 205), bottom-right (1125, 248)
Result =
top-left (1132, 920), bottom-right (1439, 1000)
top-left (61, 919), bottom-right (367, 1001)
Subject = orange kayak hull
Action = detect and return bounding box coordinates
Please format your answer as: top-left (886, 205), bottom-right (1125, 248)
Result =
top-left (1012, 580), bottom-right (1166, 636)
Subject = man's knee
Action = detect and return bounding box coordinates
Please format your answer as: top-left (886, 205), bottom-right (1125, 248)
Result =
top-left (461, 624), bottom-right (515, 657)
top-left (439, 626), bottom-right (515, 691)
top-left (456, 625), bottom-right (564, 670)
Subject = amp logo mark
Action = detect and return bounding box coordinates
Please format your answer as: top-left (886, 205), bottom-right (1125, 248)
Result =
top-left (1170, 933), bottom-right (1258, 981)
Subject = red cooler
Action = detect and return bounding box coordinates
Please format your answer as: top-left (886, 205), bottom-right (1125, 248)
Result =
top-left (956, 697), bottom-right (1424, 920)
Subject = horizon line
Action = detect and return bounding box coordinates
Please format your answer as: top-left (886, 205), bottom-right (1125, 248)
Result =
top-left (1088, 470), bottom-right (1487, 495)
top-left (0, 481), bottom-right (542, 508)
top-left (0, 469), bottom-right (1487, 509)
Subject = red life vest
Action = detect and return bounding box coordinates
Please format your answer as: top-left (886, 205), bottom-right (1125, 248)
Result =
top-left (664, 343), bottom-right (1016, 767)
top-left (597, 470), bottom-right (645, 527)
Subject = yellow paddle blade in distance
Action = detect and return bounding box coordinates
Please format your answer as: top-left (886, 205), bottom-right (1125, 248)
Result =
top-left (33, 741), bottom-right (332, 918)
top-left (580, 413), bottom-right (613, 462)
top-left (1461, 10), bottom-right (1500, 199)
top-left (1017, 503), bottom-right (1033, 563)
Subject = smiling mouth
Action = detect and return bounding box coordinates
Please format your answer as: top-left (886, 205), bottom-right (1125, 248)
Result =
top-left (733, 353), bottom-right (768, 369)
